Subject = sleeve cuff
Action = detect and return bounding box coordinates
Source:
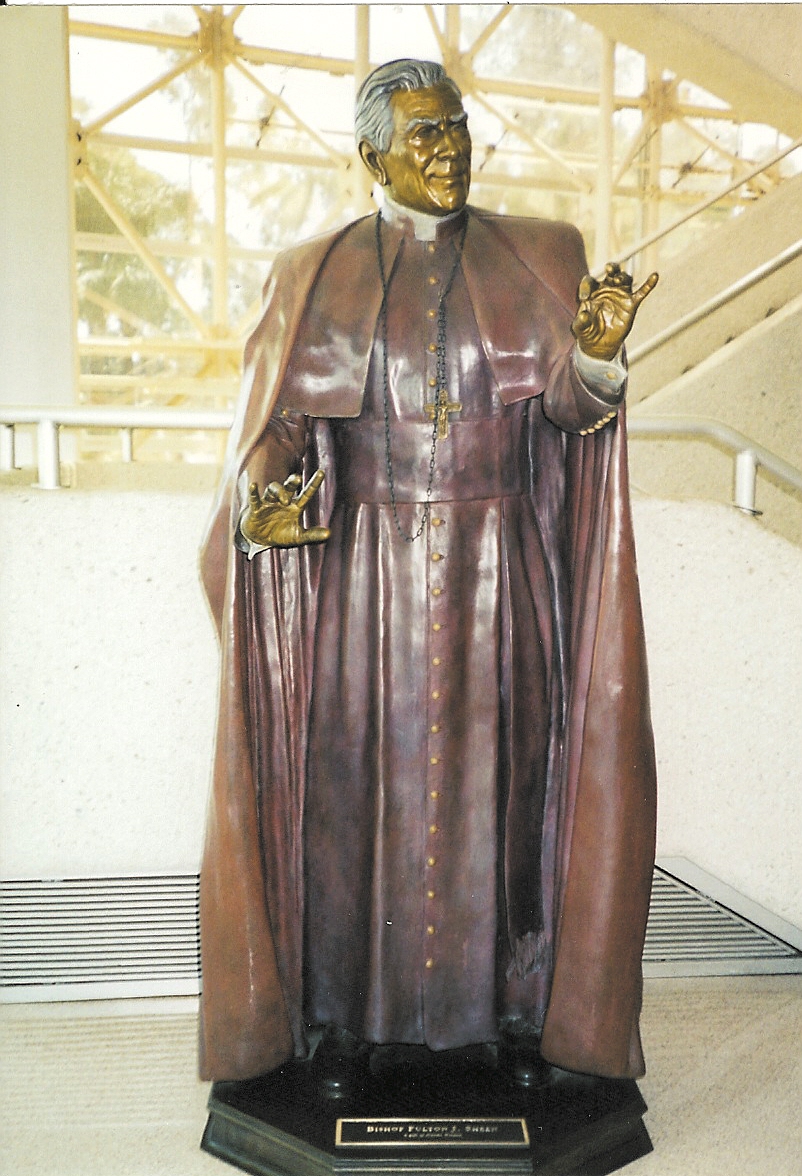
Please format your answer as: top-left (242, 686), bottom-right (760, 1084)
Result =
top-left (572, 344), bottom-right (627, 403)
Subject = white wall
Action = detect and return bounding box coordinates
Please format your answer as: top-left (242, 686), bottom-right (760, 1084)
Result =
top-left (635, 498), bottom-right (802, 927)
top-left (0, 489), bottom-right (217, 878)
top-left (1, 487), bottom-right (800, 928)
top-left (0, 7), bottom-right (77, 407)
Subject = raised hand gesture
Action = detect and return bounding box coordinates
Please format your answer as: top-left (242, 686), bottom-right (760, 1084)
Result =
top-left (572, 262), bottom-right (658, 362)
top-left (240, 470), bottom-right (331, 554)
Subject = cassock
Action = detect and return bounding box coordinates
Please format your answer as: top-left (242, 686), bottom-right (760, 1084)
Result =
top-left (198, 204), bottom-right (657, 1084)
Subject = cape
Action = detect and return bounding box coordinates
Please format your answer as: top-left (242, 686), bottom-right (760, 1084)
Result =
top-left (198, 207), bottom-right (657, 1081)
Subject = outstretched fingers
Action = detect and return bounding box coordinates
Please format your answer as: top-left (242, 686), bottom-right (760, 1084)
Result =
top-left (632, 271), bottom-right (659, 305)
top-left (294, 468), bottom-right (326, 512)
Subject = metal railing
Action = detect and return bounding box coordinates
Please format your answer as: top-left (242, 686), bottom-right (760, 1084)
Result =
top-left (627, 238), bottom-right (802, 365)
top-left (0, 407), bottom-right (232, 490)
top-left (612, 132), bottom-right (802, 271)
top-left (627, 416), bottom-right (802, 514)
top-left (2, 406), bottom-right (801, 516)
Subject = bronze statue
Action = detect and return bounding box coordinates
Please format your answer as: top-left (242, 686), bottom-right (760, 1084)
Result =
top-left (199, 59), bottom-right (658, 1088)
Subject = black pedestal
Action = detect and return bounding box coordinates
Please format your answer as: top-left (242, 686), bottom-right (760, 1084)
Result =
top-left (202, 1046), bottom-right (652, 1176)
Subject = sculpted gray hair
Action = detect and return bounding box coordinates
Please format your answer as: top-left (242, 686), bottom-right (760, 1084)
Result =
top-left (355, 59), bottom-right (462, 152)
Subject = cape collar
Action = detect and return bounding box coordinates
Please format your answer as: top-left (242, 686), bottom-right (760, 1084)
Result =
top-left (277, 208), bottom-right (576, 415)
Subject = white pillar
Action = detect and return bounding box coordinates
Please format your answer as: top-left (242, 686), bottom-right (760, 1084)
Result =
top-left (594, 36), bottom-right (616, 271)
top-left (0, 8), bottom-right (78, 407)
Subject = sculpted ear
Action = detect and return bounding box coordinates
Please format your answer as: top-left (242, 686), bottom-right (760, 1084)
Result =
top-left (359, 140), bottom-right (388, 187)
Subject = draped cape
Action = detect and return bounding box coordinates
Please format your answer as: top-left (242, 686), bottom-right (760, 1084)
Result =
top-left (198, 207), bottom-right (657, 1082)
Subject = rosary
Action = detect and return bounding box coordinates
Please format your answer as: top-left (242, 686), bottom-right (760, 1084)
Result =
top-left (375, 211), bottom-right (467, 543)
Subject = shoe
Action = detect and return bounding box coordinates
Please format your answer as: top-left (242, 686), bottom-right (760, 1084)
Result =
top-left (497, 1023), bottom-right (550, 1088)
top-left (312, 1024), bottom-right (370, 1098)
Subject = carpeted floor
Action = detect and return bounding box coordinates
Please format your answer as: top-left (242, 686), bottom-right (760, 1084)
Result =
top-left (1, 976), bottom-right (800, 1175)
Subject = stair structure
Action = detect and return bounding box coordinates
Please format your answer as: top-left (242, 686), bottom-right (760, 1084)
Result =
top-left (625, 172), bottom-right (802, 547)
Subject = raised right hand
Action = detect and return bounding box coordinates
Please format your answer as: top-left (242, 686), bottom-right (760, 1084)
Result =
top-left (240, 470), bottom-right (330, 551)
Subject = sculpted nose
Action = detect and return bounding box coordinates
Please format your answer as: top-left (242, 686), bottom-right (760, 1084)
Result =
top-left (436, 126), bottom-right (462, 158)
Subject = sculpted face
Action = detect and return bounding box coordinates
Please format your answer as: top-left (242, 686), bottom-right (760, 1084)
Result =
top-left (362, 83), bottom-right (472, 216)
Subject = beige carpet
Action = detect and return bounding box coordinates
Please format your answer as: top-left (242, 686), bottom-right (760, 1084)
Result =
top-left (1, 977), bottom-right (800, 1175)
top-left (631, 976), bottom-right (802, 1174)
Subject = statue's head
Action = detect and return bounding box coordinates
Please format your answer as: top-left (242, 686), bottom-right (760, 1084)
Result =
top-left (356, 59), bottom-right (471, 217)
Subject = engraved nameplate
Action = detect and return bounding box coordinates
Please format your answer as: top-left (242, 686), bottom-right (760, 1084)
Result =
top-left (336, 1117), bottom-right (530, 1148)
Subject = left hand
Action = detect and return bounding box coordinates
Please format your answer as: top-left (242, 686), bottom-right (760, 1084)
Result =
top-left (571, 262), bottom-right (658, 361)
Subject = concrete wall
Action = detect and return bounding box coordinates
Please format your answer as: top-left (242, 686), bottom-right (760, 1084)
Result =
top-left (0, 489), bottom-right (217, 878)
top-left (1, 487), bottom-right (800, 929)
top-left (634, 496), bottom-right (802, 927)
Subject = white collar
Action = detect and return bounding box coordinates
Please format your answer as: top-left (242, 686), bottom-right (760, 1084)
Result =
top-left (380, 192), bottom-right (462, 242)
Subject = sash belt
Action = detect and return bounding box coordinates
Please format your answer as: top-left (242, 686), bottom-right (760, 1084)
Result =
top-left (334, 417), bottom-right (530, 504)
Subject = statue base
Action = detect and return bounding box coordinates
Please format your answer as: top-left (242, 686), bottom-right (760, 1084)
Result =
top-left (201, 1045), bottom-right (652, 1176)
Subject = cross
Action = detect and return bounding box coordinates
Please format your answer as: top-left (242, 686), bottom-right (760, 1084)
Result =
top-left (425, 394), bottom-right (462, 440)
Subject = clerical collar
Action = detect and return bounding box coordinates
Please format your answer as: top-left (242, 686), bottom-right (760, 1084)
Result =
top-left (381, 192), bottom-right (464, 242)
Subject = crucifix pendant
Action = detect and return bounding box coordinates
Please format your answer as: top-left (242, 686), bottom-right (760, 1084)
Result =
top-left (425, 394), bottom-right (462, 439)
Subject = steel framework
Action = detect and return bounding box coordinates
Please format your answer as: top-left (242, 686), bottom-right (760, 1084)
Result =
top-left (68, 4), bottom-right (799, 425)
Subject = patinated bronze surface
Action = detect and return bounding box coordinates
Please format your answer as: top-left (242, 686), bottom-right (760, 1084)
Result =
top-left (198, 60), bottom-right (657, 1089)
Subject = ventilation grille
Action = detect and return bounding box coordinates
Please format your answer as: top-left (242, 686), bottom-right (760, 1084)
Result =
top-left (0, 875), bottom-right (200, 1000)
top-left (1, 862), bottom-right (800, 1000)
top-left (643, 859), bottom-right (802, 977)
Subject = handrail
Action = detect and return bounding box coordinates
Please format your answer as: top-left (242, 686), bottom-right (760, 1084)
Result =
top-left (627, 415), bottom-right (802, 513)
top-left (0, 407), bottom-right (234, 490)
top-left (2, 407), bottom-right (801, 514)
top-left (627, 238), bottom-right (802, 364)
top-left (0, 406), bottom-right (233, 429)
top-left (613, 132), bottom-right (802, 269)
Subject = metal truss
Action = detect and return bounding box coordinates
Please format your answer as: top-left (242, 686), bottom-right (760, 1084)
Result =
top-left (68, 4), bottom-right (798, 425)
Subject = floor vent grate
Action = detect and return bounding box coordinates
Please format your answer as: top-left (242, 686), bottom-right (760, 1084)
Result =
top-left (0, 875), bottom-right (200, 1001)
top-left (1, 859), bottom-right (800, 1000)
top-left (643, 858), bottom-right (802, 977)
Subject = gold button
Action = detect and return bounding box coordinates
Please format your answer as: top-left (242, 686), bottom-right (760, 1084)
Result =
top-left (425, 958), bottom-right (434, 968)
top-left (429, 824), bottom-right (438, 834)
top-left (427, 243), bottom-right (436, 254)
top-left (430, 756), bottom-right (439, 765)
top-left (432, 690), bottom-right (440, 700)
top-left (432, 623), bottom-right (441, 632)
top-left (431, 552), bottom-right (442, 562)
top-left (428, 377), bottom-right (437, 387)
top-left (430, 724), bottom-right (440, 733)
top-left (428, 275), bottom-right (438, 285)
top-left (428, 342), bottom-right (437, 353)
top-left (427, 925), bottom-right (436, 935)
top-left (427, 889), bottom-right (435, 899)
top-left (432, 656), bottom-right (441, 666)
top-left (432, 587), bottom-right (442, 597)
top-left (430, 790), bottom-right (439, 800)
top-left (432, 517), bottom-right (442, 526)
top-left (427, 856), bottom-right (436, 867)
top-left (427, 308), bottom-right (436, 318)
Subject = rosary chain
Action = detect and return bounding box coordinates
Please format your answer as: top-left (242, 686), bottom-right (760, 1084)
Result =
top-left (376, 211), bottom-right (467, 543)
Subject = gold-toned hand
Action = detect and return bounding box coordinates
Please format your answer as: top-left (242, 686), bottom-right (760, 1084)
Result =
top-left (572, 262), bottom-right (659, 362)
top-left (240, 470), bottom-right (331, 551)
